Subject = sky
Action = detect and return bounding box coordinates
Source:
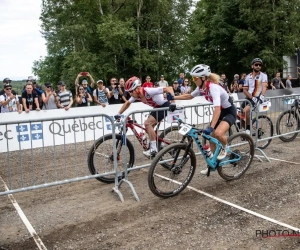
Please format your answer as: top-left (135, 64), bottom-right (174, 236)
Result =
top-left (0, 0), bottom-right (47, 80)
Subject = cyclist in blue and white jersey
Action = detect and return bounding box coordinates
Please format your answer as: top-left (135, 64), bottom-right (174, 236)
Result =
top-left (242, 58), bottom-right (268, 133)
top-left (168, 64), bottom-right (236, 175)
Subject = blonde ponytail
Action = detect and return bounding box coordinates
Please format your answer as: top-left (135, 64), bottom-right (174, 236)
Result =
top-left (208, 73), bottom-right (220, 84)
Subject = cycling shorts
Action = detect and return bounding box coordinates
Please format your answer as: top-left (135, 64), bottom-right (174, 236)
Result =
top-left (149, 101), bottom-right (171, 122)
top-left (215, 105), bottom-right (237, 128)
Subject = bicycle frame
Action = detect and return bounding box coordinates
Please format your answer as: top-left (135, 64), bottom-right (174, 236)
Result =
top-left (118, 117), bottom-right (169, 151)
top-left (174, 116), bottom-right (241, 170)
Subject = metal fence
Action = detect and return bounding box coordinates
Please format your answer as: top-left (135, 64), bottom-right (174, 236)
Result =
top-left (1, 94), bottom-right (300, 201)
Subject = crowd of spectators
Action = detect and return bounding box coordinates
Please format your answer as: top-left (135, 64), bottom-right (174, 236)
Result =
top-left (0, 71), bottom-right (295, 114)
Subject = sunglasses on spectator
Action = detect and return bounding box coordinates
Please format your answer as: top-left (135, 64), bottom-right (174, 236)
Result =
top-left (79, 88), bottom-right (84, 90)
top-left (46, 86), bottom-right (52, 88)
top-left (254, 64), bottom-right (262, 67)
top-left (184, 80), bottom-right (189, 82)
top-left (5, 88), bottom-right (11, 90)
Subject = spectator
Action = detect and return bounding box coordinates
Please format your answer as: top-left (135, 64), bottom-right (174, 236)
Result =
top-left (271, 72), bottom-right (285, 89)
top-left (286, 75), bottom-right (292, 89)
top-left (177, 72), bottom-right (185, 87)
top-left (142, 76), bottom-right (153, 88)
top-left (230, 80), bottom-right (239, 93)
top-left (56, 81), bottom-right (73, 110)
top-left (107, 77), bottom-right (124, 104)
top-left (22, 83), bottom-right (40, 112)
top-left (172, 81), bottom-right (181, 96)
top-left (93, 80), bottom-right (109, 107)
top-left (181, 78), bottom-right (191, 94)
top-left (234, 74), bottom-right (239, 81)
top-left (75, 72), bottom-right (95, 95)
top-left (0, 78), bottom-right (17, 96)
top-left (158, 75), bottom-right (168, 87)
top-left (41, 82), bottom-right (58, 110)
top-left (219, 74), bottom-right (230, 93)
top-left (119, 78), bottom-right (130, 103)
top-left (154, 82), bottom-right (160, 88)
top-left (31, 79), bottom-right (44, 109)
top-left (76, 85), bottom-right (92, 107)
top-left (239, 73), bottom-right (246, 92)
top-left (0, 83), bottom-right (22, 113)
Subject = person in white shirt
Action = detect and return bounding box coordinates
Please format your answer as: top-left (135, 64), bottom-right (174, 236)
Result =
top-left (158, 75), bottom-right (168, 87)
top-left (93, 80), bottom-right (109, 107)
top-left (0, 84), bottom-right (22, 113)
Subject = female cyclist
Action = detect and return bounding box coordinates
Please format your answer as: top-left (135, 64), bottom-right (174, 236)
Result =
top-left (168, 64), bottom-right (236, 175)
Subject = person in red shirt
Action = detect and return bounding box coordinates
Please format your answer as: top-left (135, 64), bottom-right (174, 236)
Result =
top-left (142, 75), bottom-right (153, 88)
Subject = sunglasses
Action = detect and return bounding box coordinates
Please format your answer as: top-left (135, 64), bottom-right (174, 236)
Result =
top-left (254, 64), bottom-right (262, 67)
top-left (129, 90), bottom-right (134, 93)
top-left (46, 86), bottom-right (52, 88)
top-left (192, 76), bottom-right (199, 82)
top-left (79, 88), bottom-right (84, 90)
top-left (184, 80), bottom-right (189, 82)
top-left (5, 88), bottom-right (11, 90)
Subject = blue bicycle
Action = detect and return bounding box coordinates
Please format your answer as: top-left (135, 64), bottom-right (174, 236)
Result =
top-left (148, 116), bottom-right (255, 198)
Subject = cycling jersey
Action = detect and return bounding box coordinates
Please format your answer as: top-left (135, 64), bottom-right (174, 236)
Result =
top-left (244, 72), bottom-right (268, 97)
top-left (191, 81), bottom-right (232, 109)
top-left (128, 87), bottom-right (167, 107)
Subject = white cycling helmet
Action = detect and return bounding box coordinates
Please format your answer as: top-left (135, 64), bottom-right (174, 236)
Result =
top-left (190, 64), bottom-right (211, 77)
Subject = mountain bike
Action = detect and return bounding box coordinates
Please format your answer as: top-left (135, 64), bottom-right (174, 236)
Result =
top-left (87, 115), bottom-right (180, 183)
top-left (148, 115), bottom-right (255, 198)
top-left (276, 96), bottom-right (300, 142)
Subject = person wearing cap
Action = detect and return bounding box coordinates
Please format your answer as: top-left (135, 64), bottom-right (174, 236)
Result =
top-left (158, 75), bottom-right (168, 87)
top-left (0, 78), bottom-right (17, 96)
top-left (75, 72), bottom-right (95, 95)
top-left (172, 81), bottom-right (181, 96)
top-left (56, 81), bottom-right (73, 110)
top-left (93, 80), bottom-right (109, 107)
top-left (22, 83), bottom-right (41, 112)
top-left (233, 74), bottom-right (239, 81)
top-left (0, 83), bottom-right (22, 113)
top-left (41, 82), bottom-right (58, 110)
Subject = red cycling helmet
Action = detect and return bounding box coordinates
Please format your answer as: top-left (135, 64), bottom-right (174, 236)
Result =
top-left (125, 76), bottom-right (141, 91)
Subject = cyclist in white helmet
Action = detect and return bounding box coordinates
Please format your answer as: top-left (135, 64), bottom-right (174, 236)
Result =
top-left (167, 64), bottom-right (237, 175)
top-left (241, 58), bottom-right (268, 133)
top-left (115, 76), bottom-right (175, 157)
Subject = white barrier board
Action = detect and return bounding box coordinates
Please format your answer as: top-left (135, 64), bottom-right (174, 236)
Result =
top-left (0, 95), bottom-right (223, 153)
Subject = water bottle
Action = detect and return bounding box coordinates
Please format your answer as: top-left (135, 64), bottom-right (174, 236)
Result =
top-left (203, 144), bottom-right (212, 158)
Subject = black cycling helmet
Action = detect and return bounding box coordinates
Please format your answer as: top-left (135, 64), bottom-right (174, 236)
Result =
top-left (251, 58), bottom-right (263, 65)
top-left (3, 78), bottom-right (11, 83)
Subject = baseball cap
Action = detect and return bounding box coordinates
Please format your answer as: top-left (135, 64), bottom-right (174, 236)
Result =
top-left (4, 83), bottom-right (12, 89)
top-left (82, 79), bottom-right (88, 83)
top-left (173, 80), bottom-right (178, 84)
top-left (160, 75), bottom-right (164, 78)
top-left (154, 82), bottom-right (159, 86)
top-left (3, 78), bottom-right (11, 83)
top-left (45, 82), bottom-right (52, 87)
top-left (58, 81), bottom-right (66, 86)
top-left (97, 79), bottom-right (103, 84)
top-left (234, 74), bottom-right (239, 78)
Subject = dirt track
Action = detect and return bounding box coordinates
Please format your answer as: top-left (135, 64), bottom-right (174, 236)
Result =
top-left (1, 134), bottom-right (300, 250)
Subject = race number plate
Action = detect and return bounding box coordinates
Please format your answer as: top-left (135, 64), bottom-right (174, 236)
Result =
top-left (178, 124), bottom-right (192, 135)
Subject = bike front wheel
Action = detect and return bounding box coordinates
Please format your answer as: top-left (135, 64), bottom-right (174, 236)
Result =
top-left (87, 133), bottom-right (135, 183)
top-left (148, 143), bottom-right (196, 198)
top-left (276, 110), bottom-right (299, 142)
top-left (217, 133), bottom-right (254, 181)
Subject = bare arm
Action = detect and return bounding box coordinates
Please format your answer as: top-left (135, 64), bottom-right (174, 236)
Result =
top-left (34, 97), bottom-right (40, 110)
top-left (118, 101), bottom-right (131, 114)
top-left (87, 93), bottom-right (93, 103)
top-left (210, 106), bottom-right (221, 129)
top-left (87, 73), bottom-right (95, 88)
top-left (22, 98), bottom-right (28, 110)
top-left (243, 86), bottom-right (252, 99)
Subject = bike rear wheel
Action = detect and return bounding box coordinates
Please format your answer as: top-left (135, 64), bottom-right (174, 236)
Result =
top-left (217, 133), bottom-right (254, 181)
top-left (148, 143), bottom-right (196, 198)
top-left (87, 134), bottom-right (135, 183)
top-left (252, 115), bottom-right (273, 149)
top-left (276, 110), bottom-right (300, 142)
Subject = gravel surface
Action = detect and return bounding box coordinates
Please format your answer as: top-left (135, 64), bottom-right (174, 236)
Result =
top-left (1, 122), bottom-right (300, 249)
